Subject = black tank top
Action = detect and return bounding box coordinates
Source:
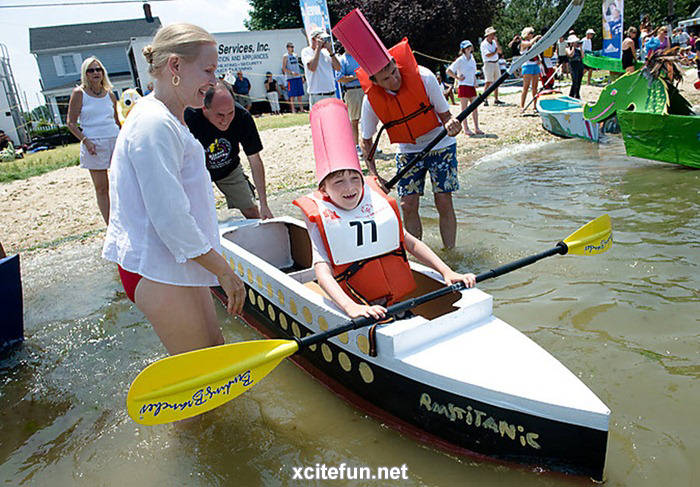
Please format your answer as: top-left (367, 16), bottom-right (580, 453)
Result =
top-left (621, 46), bottom-right (635, 69)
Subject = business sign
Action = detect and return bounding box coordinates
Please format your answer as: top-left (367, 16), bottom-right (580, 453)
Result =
top-left (602, 0), bottom-right (623, 58)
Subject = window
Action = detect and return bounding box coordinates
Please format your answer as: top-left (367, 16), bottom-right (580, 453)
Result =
top-left (53, 53), bottom-right (82, 76)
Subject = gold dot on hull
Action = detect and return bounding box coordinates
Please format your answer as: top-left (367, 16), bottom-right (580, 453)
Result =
top-left (321, 343), bottom-right (333, 362)
top-left (267, 304), bottom-right (276, 321)
top-left (338, 352), bottom-right (352, 372)
top-left (338, 332), bottom-right (349, 344)
top-left (279, 313), bottom-right (288, 330)
top-left (248, 288), bottom-right (256, 305)
top-left (257, 295), bottom-right (265, 311)
top-left (291, 321), bottom-right (300, 338)
top-left (357, 335), bottom-right (370, 355)
top-left (289, 298), bottom-right (297, 315)
top-left (302, 306), bottom-right (312, 324)
top-left (318, 316), bottom-right (329, 331)
top-left (277, 289), bottom-right (285, 306)
top-left (359, 362), bottom-right (374, 383)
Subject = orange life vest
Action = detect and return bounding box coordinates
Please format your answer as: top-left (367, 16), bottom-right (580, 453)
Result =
top-left (294, 177), bottom-right (416, 305)
top-left (356, 39), bottom-right (441, 144)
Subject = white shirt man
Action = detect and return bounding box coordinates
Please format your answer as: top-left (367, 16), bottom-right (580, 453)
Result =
top-left (301, 28), bottom-right (341, 107)
top-left (479, 27), bottom-right (504, 105)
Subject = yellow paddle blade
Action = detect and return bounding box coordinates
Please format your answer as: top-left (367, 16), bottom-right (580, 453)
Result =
top-left (127, 339), bottom-right (299, 425)
top-left (562, 214), bottom-right (612, 255)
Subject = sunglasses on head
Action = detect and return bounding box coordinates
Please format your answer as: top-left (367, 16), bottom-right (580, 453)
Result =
top-left (86, 67), bottom-right (103, 73)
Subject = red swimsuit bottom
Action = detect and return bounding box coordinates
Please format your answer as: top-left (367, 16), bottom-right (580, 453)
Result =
top-left (118, 265), bottom-right (143, 303)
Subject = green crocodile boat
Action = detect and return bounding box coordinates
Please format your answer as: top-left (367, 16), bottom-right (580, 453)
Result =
top-left (584, 51), bottom-right (699, 169)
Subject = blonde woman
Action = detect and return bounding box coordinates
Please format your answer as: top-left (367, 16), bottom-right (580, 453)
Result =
top-left (67, 57), bottom-right (120, 224)
top-left (519, 27), bottom-right (542, 110)
top-left (102, 23), bottom-right (245, 357)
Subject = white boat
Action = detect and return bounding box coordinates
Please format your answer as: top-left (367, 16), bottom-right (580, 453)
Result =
top-left (537, 94), bottom-right (600, 142)
top-left (216, 217), bottom-right (610, 480)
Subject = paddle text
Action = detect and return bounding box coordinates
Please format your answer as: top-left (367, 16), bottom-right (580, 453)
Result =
top-left (138, 370), bottom-right (254, 418)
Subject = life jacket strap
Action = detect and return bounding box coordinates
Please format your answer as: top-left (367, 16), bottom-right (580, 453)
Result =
top-left (366, 103), bottom-right (435, 161)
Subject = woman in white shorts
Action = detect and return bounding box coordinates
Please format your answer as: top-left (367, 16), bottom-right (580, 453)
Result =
top-left (67, 57), bottom-right (120, 224)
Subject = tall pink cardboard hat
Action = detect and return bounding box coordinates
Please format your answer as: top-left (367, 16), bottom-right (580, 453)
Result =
top-left (332, 9), bottom-right (391, 76)
top-left (310, 98), bottom-right (362, 185)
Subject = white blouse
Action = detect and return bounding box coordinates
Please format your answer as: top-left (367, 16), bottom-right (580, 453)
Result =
top-left (79, 88), bottom-right (120, 139)
top-left (448, 54), bottom-right (477, 87)
top-left (102, 95), bottom-right (221, 287)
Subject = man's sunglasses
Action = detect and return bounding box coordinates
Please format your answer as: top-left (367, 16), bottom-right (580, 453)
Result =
top-left (86, 67), bottom-right (104, 73)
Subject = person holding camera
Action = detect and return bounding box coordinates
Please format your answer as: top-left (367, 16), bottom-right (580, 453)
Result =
top-left (301, 28), bottom-right (341, 108)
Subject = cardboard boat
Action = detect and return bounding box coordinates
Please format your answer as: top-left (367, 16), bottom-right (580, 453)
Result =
top-left (215, 217), bottom-right (610, 480)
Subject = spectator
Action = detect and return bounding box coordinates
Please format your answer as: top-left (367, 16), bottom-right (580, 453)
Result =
top-left (336, 50), bottom-right (364, 153)
top-left (436, 72), bottom-right (456, 104)
top-left (185, 81), bottom-right (273, 220)
top-left (447, 40), bottom-right (483, 135)
top-left (583, 28), bottom-right (595, 85)
top-left (557, 36), bottom-right (570, 77)
top-left (621, 27), bottom-right (638, 73)
top-left (566, 35), bottom-right (585, 99)
top-left (480, 27), bottom-right (505, 106)
top-left (0, 130), bottom-right (16, 162)
top-left (264, 72), bottom-right (281, 115)
top-left (233, 71), bottom-right (252, 111)
top-left (102, 23), bottom-right (245, 358)
top-left (539, 44), bottom-right (556, 90)
top-left (655, 26), bottom-right (670, 51)
top-left (519, 27), bottom-right (541, 110)
top-left (66, 56), bottom-right (120, 225)
top-left (301, 28), bottom-right (341, 108)
top-left (282, 41), bottom-right (304, 113)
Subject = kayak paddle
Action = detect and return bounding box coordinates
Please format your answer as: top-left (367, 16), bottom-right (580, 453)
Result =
top-left (127, 213), bottom-right (611, 425)
top-left (384, 0), bottom-right (586, 190)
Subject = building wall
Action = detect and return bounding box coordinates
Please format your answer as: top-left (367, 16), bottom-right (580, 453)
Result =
top-left (36, 43), bottom-right (131, 91)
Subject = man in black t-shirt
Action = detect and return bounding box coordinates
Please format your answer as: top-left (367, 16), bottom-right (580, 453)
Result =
top-left (185, 81), bottom-right (273, 219)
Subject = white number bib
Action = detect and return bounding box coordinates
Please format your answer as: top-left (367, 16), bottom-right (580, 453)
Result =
top-left (311, 184), bottom-right (400, 266)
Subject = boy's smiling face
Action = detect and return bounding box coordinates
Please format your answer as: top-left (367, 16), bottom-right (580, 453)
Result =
top-left (321, 170), bottom-right (363, 211)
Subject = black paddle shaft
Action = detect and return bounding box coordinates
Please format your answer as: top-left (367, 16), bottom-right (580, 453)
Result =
top-left (384, 70), bottom-right (510, 191)
top-left (298, 241), bottom-right (567, 349)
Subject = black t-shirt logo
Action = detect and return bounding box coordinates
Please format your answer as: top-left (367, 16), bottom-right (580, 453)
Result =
top-left (206, 137), bottom-right (233, 170)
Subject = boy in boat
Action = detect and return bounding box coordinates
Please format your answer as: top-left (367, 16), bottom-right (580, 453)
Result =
top-left (294, 99), bottom-right (476, 320)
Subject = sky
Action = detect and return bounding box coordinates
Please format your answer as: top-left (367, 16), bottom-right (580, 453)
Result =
top-left (0, 0), bottom-right (252, 110)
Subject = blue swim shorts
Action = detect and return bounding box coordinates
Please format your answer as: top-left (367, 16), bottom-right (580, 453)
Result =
top-left (287, 77), bottom-right (304, 97)
top-left (395, 143), bottom-right (459, 197)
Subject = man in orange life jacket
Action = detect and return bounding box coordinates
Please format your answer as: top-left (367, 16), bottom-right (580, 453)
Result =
top-left (294, 98), bottom-right (475, 320)
top-left (333, 9), bottom-right (462, 250)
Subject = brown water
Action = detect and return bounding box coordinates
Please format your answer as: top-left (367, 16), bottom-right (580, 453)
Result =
top-left (2, 137), bottom-right (698, 486)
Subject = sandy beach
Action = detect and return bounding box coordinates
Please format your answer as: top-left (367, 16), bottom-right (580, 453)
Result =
top-left (2, 76), bottom-right (698, 255)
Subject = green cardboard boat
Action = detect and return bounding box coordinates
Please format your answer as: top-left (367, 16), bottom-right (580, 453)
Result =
top-left (584, 52), bottom-right (643, 73)
top-left (584, 50), bottom-right (699, 169)
top-left (617, 111), bottom-right (700, 168)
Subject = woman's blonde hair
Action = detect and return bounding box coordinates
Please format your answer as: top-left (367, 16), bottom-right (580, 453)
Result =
top-left (521, 27), bottom-right (535, 38)
top-left (142, 23), bottom-right (216, 75)
top-left (80, 57), bottom-right (113, 92)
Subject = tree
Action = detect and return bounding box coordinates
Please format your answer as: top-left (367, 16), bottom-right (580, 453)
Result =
top-left (244, 0), bottom-right (303, 30)
top-left (328, 0), bottom-right (500, 70)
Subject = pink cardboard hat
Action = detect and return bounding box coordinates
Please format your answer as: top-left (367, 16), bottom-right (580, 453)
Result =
top-left (332, 9), bottom-right (391, 76)
top-left (310, 98), bottom-right (362, 185)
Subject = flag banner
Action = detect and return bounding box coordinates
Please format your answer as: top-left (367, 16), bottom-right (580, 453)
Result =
top-left (299, 0), bottom-right (333, 44)
top-left (602, 0), bottom-right (623, 58)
